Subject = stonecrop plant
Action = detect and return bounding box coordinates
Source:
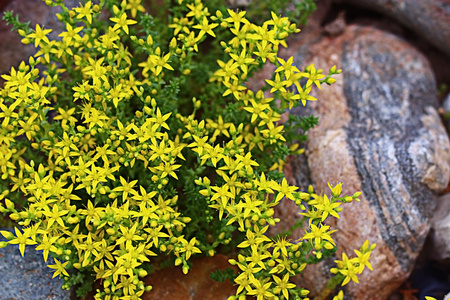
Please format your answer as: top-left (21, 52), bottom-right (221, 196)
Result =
top-left (0, 0), bottom-right (376, 299)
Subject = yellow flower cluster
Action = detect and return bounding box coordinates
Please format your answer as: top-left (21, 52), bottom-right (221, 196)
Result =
top-left (0, 0), bottom-right (375, 299)
top-left (331, 240), bottom-right (376, 286)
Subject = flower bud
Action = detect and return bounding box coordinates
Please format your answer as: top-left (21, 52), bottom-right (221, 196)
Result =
top-left (175, 257), bottom-right (182, 266)
top-left (326, 77), bottom-right (337, 84)
top-left (324, 242), bottom-right (334, 250)
top-left (279, 32), bottom-right (289, 39)
top-left (9, 213), bottom-right (20, 221)
top-left (170, 37), bottom-right (177, 49)
top-left (147, 35), bottom-right (153, 46)
top-left (21, 38), bottom-right (31, 45)
top-left (300, 288), bottom-right (310, 295)
top-left (5, 199), bottom-right (14, 210)
top-left (182, 265), bottom-right (189, 274)
top-left (0, 230), bottom-right (15, 240)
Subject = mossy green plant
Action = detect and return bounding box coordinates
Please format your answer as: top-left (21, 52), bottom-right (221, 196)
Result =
top-left (0, 0), bottom-right (375, 299)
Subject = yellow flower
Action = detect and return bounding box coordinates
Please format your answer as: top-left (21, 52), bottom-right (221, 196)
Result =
top-left (42, 204), bottom-right (69, 229)
top-left (265, 73), bottom-right (287, 93)
top-left (35, 234), bottom-right (59, 262)
top-left (53, 107), bottom-right (77, 129)
top-left (302, 223), bottom-right (335, 249)
top-left (275, 57), bottom-right (300, 80)
top-left (115, 254), bottom-right (141, 280)
top-left (273, 178), bottom-right (297, 201)
top-left (27, 24), bottom-right (52, 47)
top-left (236, 152), bottom-right (259, 174)
top-left (47, 259), bottom-right (70, 278)
top-left (207, 116), bottom-right (232, 139)
top-left (188, 134), bottom-right (208, 155)
top-left (0, 149), bottom-right (16, 177)
top-left (200, 144), bottom-right (224, 167)
top-left (150, 108), bottom-right (171, 130)
top-left (150, 52), bottom-right (174, 76)
top-left (247, 277), bottom-right (274, 300)
top-left (272, 236), bottom-right (292, 258)
top-left (113, 176), bottom-right (139, 201)
top-left (354, 247), bottom-right (374, 273)
top-left (229, 49), bottom-right (254, 75)
top-left (224, 9), bottom-right (250, 30)
top-left (3, 227), bottom-right (37, 257)
top-left (116, 223), bottom-right (145, 249)
top-left (74, 1), bottom-right (94, 24)
top-left (58, 23), bottom-right (83, 45)
top-left (181, 237), bottom-right (201, 260)
top-left (254, 172), bottom-right (275, 194)
top-left (237, 228), bottom-right (270, 249)
top-left (293, 82), bottom-right (317, 106)
top-left (112, 12), bottom-right (137, 35)
top-left (303, 64), bottom-right (325, 89)
top-left (340, 258), bottom-right (359, 286)
top-left (236, 195), bottom-right (262, 218)
top-left (272, 273), bottom-right (296, 299)
top-left (253, 40), bottom-right (276, 63)
top-left (193, 16), bottom-right (218, 39)
top-left (214, 59), bottom-right (239, 82)
top-left (314, 194), bottom-right (341, 221)
top-left (333, 291), bottom-right (344, 300)
top-left (222, 78), bottom-right (247, 100)
top-left (144, 225), bottom-right (169, 248)
top-left (91, 239), bottom-right (114, 263)
top-left (169, 17), bottom-right (193, 36)
top-left (243, 99), bottom-right (270, 124)
top-left (154, 161), bottom-right (182, 180)
top-left (0, 100), bottom-right (20, 127)
top-left (84, 107), bottom-right (109, 129)
top-left (186, 1), bottom-right (207, 19)
top-left (125, 0), bottom-right (146, 18)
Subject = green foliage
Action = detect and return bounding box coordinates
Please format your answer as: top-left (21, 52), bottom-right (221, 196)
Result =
top-left (246, 0), bottom-right (316, 25)
top-left (0, 1), bottom-right (375, 299)
top-left (210, 267), bottom-right (236, 283)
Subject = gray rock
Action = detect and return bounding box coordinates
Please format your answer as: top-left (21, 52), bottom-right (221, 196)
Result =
top-left (226, 0), bottom-right (252, 8)
top-left (277, 24), bottom-right (450, 300)
top-left (0, 0), bottom-right (80, 83)
top-left (0, 228), bottom-right (72, 300)
top-left (443, 93), bottom-right (450, 113)
top-left (428, 194), bottom-right (450, 264)
top-left (334, 0), bottom-right (450, 57)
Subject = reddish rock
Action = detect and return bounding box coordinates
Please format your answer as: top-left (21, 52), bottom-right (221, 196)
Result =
top-left (143, 254), bottom-right (237, 300)
top-left (0, 0), bottom-right (88, 85)
top-left (80, 255), bottom-right (238, 300)
top-left (0, 0), bottom-right (12, 12)
top-left (275, 24), bottom-right (450, 300)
